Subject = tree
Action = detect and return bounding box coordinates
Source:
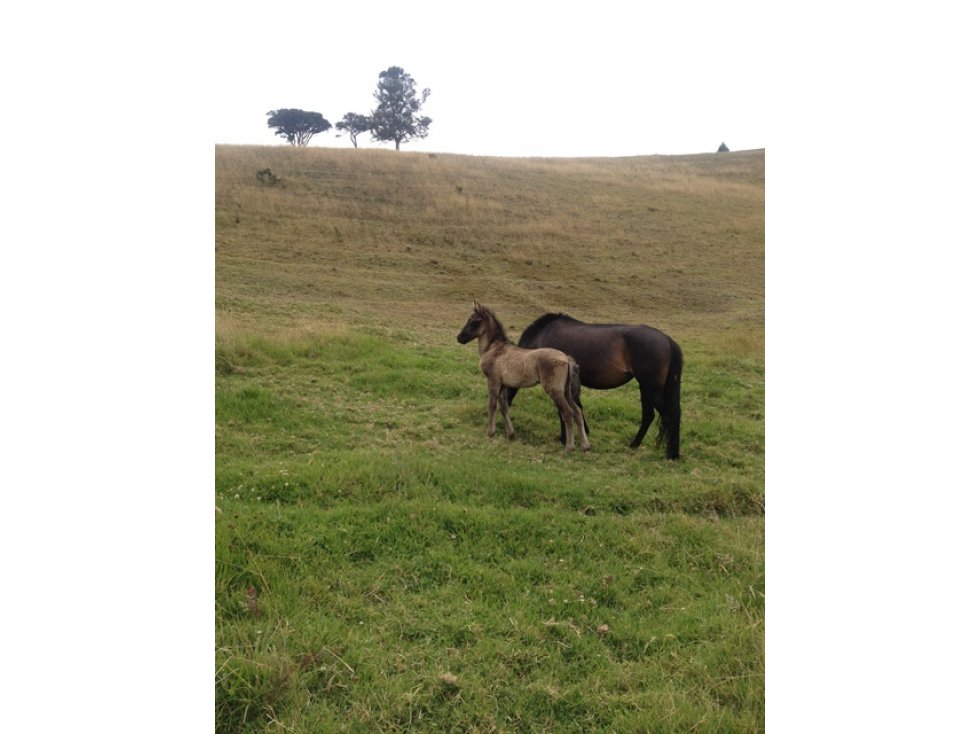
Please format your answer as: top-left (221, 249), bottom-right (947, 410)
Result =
top-left (266, 109), bottom-right (332, 147)
top-left (336, 112), bottom-right (371, 149)
top-left (369, 66), bottom-right (432, 151)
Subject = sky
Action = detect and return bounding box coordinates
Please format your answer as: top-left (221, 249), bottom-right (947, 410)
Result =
top-left (215, 0), bottom-right (765, 157)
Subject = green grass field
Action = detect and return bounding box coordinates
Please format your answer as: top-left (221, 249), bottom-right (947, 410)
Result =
top-left (216, 145), bottom-right (764, 731)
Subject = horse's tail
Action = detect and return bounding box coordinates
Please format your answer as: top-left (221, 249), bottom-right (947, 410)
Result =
top-left (656, 337), bottom-right (683, 460)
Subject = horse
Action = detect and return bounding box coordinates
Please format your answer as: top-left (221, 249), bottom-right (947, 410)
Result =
top-left (456, 302), bottom-right (590, 453)
top-left (508, 313), bottom-right (683, 459)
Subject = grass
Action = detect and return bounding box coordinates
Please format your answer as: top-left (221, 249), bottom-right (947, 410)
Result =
top-left (216, 145), bottom-right (764, 731)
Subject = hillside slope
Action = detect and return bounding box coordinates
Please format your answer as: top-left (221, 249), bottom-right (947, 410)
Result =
top-left (216, 146), bottom-right (763, 347)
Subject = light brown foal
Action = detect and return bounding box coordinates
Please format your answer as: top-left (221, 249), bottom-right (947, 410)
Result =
top-left (456, 302), bottom-right (590, 452)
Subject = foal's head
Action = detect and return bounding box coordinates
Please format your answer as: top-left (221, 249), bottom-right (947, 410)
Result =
top-left (456, 302), bottom-right (508, 345)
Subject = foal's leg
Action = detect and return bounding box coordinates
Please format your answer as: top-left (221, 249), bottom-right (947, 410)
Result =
top-left (486, 380), bottom-right (500, 438)
top-left (572, 402), bottom-right (591, 452)
top-left (544, 387), bottom-right (577, 452)
top-left (558, 401), bottom-right (576, 452)
top-left (555, 393), bottom-right (587, 444)
top-left (497, 385), bottom-right (516, 439)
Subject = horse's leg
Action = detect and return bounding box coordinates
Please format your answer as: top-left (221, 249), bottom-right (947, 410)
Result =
top-left (630, 382), bottom-right (656, 448)
top-left (497, 385), bottom-right (516, 440)
top-left (556, 408), bottom-right (568, 444)
top-left (649, 386), bottom-right (679, 459)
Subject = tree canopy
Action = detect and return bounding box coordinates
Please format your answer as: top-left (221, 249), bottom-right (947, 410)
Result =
top-left (336, 113), bottom-right (372, 149)
top-left (369, 66), bottom-right (432, 151)
top-left (266, 109), bottom-right (332, 147)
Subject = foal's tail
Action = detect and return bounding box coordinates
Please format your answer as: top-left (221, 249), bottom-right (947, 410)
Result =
top-left (657, 337), bottom-right (683, 460)
top-left (565, 357), bottom-right (582, 410)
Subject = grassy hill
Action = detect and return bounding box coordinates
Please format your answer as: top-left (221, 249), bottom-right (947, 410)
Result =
top-left (215, 145), bottom-right (765, 731)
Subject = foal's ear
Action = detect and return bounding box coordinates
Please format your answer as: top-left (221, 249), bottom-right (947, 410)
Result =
top-left (473, 300), bottom-right (480, 311)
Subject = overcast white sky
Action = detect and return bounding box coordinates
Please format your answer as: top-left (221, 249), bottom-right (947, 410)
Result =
top-left (215, 0), bottom-right (764, 157)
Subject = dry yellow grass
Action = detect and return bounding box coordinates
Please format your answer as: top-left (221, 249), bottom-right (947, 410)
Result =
top-left (216, 145), bottom-right (763, 352)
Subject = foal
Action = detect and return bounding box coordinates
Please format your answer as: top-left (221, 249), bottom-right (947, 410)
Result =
top-left (456, 303), bottom-right (590, 452)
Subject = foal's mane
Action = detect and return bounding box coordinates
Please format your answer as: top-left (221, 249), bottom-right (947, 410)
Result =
top-left (521, 312), bottom-right (579, 342)
top-left (475, 304), bottom-right (510, 344)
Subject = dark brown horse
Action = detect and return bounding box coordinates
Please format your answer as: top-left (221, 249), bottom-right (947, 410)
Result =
top-left (508, 313), bottom-right (683, 459)
top-left (457, 303), bottom-right (590, 453)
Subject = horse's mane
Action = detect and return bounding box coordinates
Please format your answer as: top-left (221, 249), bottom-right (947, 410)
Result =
top-left (521, 312), bottom-right (579, 342)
